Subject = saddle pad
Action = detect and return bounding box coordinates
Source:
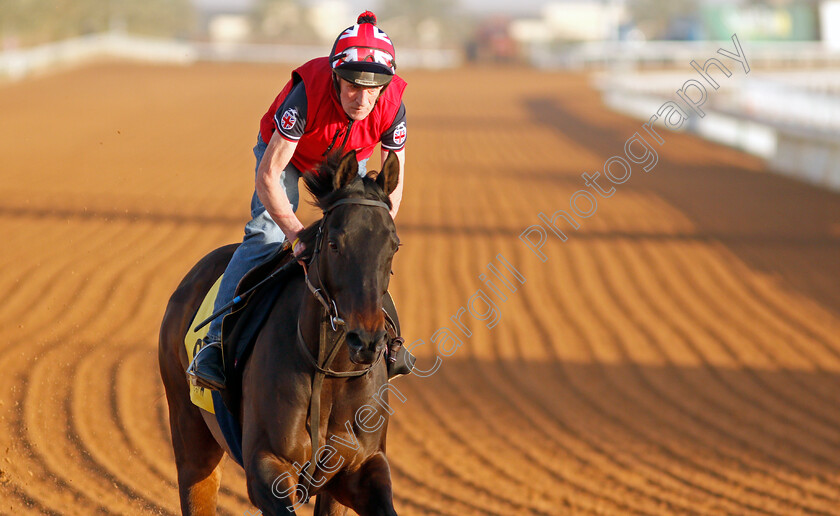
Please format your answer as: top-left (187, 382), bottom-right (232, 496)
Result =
top-left (184, 274), bottom-right (246, 466)
top-left (184, 274), bottom-right (224, 414)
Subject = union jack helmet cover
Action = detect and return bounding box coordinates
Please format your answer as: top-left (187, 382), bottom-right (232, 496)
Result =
top-left (329, 11), bottom-right (396, 87)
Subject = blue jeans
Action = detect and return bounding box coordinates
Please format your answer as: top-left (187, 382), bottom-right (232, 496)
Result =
top-left (206, 135), bottom-right (368, 342)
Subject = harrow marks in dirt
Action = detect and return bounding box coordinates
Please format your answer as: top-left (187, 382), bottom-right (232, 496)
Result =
top-left (0, 63), bottom-right (838, 515)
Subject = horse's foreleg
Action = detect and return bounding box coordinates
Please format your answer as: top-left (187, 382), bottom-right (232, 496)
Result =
top-left (314, 492), bottom-right (348, 516)
top-left (246, 452), bottom-right (307, 515)
top-left (332, 452), bottom-right (397, 516)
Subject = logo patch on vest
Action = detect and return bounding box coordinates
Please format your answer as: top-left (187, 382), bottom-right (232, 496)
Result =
top-left (393, 122), bottom-right (406, 146)
top-left (280, 107), bottom-right (298, 131)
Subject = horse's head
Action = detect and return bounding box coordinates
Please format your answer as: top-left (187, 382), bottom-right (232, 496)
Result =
top-left (298, 150), bottom-right (400, 365)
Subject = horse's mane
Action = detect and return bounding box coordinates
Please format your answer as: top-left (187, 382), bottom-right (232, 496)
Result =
top-left (295, 153), bottom-right (392, 261)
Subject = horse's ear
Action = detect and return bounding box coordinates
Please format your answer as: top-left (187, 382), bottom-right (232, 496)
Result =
top-left (333, 150), bottom-right (358, 190)
top-left (376, 150), bottom-right (400, 196)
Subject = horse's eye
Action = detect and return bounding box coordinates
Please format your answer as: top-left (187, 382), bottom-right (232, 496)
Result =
top-left (328, 240), bottom-right (338, 251)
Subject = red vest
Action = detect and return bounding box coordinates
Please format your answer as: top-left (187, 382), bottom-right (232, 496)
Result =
top-left (259, 57), bottom-right (407, 174)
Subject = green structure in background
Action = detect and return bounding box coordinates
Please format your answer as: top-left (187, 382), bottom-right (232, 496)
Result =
top-left (701, 4), bottom-right (818, 41)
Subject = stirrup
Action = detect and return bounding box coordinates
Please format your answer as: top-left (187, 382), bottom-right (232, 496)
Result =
top-left (186, 340), bottom-right (225, 390)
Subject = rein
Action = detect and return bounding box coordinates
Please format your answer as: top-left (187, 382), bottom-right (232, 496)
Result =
top-left (296, 196), bottom-right (391, 500)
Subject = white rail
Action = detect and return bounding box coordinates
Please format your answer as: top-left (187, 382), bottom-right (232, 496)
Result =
top-left (596, 70), bottom-right (840, 192)
top-left (0, 32), bottom-right (461, 81)
top-left (534, 40), bottom-right (840, 70)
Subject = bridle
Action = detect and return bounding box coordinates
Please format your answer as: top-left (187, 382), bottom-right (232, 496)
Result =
top-left (303, 197), bottom-right (392, 332)
top-left (295, 196), bottom-right (394, 500)
top-left (295, 196), bottom-right (393, 377)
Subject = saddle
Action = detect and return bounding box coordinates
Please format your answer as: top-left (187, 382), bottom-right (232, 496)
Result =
top-left (217, 244), bottom-right (297, 414)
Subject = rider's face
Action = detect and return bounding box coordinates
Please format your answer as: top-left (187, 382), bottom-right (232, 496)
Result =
top-left (337, 78), bottom-right (383, 121)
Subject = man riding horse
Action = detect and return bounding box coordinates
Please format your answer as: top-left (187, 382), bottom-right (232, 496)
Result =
top-left (188, 11), bottom-right (408, 391)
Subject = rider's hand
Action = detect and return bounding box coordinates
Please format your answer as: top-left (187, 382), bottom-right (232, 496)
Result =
top-left (292, 237), bottom-right (306, 264)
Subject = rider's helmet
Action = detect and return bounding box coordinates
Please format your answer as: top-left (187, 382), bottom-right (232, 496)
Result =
top-left (329, 11), bottom-right (396, 88)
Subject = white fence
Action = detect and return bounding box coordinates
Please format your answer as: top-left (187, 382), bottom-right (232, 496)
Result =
top-left (0, 32), bottom-right (461, 81)
top-left (596, 70), bottom-right (840, 192)
top-left (769, 126), bottom-right (840, 191)
top-left (0, 33), bottom-right (195, 80)
top-left (534, 40), bottom-right (840, 70)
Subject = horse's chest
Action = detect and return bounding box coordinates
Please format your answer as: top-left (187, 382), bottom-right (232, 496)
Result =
top-left (313, 420), bottom-right (382, 470)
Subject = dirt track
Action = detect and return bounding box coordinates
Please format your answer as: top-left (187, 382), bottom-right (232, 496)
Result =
top-left (0, 62), bottom-right (838, 515)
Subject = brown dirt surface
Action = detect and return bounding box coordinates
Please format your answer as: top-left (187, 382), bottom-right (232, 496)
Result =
top-left (0, 62), bottom-right (838, 515)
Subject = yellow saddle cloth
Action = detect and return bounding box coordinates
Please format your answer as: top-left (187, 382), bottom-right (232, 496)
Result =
top-left (184, 274), bottom-right (224, 414)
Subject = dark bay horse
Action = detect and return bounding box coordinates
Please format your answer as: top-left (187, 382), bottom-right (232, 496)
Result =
top-left (159, 150), bottom-right (402, 515)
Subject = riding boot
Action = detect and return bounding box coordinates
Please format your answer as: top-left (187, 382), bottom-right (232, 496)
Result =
top-left (187, 337), bottom-right (226, 391)
top-left (387, 339), bottom-right (415, 380)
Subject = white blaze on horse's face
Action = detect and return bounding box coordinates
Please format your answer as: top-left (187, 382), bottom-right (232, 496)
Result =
top-left (338, 78), bottom-right (383, 121)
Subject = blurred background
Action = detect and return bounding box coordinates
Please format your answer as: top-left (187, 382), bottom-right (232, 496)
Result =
top-left (2, 0), bottom-right (840, 190)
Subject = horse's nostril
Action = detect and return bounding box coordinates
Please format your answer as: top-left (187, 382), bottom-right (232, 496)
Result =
top-left (346, 330), bottom-right (385, 351)
top-left (346, 332), bottom-right (364, 350)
